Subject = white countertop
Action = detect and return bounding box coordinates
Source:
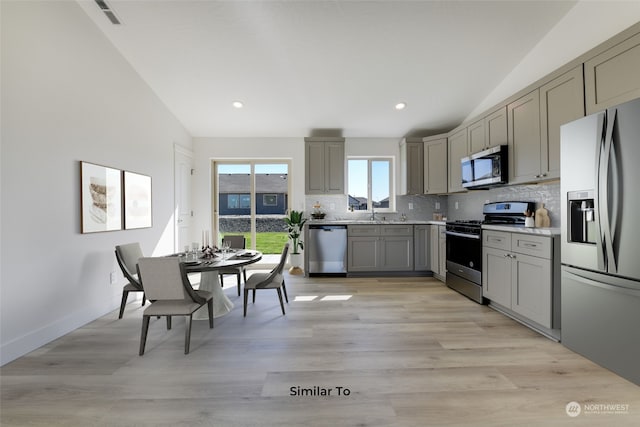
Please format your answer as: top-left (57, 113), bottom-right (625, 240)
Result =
top-left (307, 219), bottom-right (446, 226)
top-left (482, 223), bottom-right (560, 236)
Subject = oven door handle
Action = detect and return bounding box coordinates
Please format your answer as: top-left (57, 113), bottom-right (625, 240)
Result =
top-left (444, 230), bottom-right (481, 240)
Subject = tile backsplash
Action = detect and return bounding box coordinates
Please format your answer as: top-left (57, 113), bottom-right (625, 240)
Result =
top-left (304, 181), bottom-right (560, 226)
top-left (305, 193), bottom-right (448, 222)
top-left (446, 181), bottom-right (561, 227)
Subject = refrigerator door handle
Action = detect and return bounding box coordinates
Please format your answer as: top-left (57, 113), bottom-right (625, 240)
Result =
top-left (595, 113), bottom-right (608, 271)
top-left (600, 108), bottom-right (618, 273)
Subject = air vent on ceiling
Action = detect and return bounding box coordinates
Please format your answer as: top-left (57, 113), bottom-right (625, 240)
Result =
top-left (94, 0), bottom-right (121, 25)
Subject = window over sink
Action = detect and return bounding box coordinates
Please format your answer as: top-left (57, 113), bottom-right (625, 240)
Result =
top-left (347, 158), bottom-right (394, 213)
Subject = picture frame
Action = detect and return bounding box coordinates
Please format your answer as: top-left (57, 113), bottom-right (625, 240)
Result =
top-left (80, 161), bottom-right (123, 233)
top-left (123, 170), bottom-right (152, 229)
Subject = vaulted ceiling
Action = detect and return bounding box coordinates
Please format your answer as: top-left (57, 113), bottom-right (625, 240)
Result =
top-left (78, 0), bottom-right (578, 138)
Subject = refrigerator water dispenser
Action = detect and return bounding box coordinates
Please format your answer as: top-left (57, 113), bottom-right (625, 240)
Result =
top-left (568, 190), bottom-right (596, 244)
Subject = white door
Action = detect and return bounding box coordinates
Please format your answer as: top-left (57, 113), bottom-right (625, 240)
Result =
top-left (174, 145), bottom-right (193, 252)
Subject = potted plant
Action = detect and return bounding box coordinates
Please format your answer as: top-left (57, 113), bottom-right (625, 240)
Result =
top-left (284, 210), bottom-right (307, 274)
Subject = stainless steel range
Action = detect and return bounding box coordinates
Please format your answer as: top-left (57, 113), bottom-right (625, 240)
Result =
top-left (445, 201), bottom-right (535, 304)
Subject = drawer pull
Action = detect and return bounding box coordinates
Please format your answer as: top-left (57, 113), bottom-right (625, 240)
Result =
top-left (522, 243), bottom-right (538, 248)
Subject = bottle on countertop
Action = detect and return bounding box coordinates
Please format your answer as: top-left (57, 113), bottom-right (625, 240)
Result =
top-left (535, 203), bottom-right (550, 228)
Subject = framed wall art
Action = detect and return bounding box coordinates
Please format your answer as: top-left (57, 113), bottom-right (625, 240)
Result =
top-left (123, 170), bottom-right (152, 229)
top-left (80, 161), bottom-right (122, 233)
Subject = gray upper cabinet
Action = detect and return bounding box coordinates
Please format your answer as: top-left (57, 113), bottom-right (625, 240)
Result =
top-left (423, 134), bottom-right (448, 194)
top-left (467, 119), bottom-right (485, 154)
top-left (304, 137), bottom-right (345, 194)
top-left (508, 67), bottom-right (584, 185)
top-left (508, 90), bottom-right (541, 185)
top-left (585, 31), bottom-right (640, 114)
top-left (447, 128), bottom-right (468, 193)
top-left (399, 139), bottom-right (424, 195)
top-left (469, 107), bottom-right (508, 154)
top-left (539, 66), bottom-right (585, 180)
top-left (485, 107), bottom-right (508, 149)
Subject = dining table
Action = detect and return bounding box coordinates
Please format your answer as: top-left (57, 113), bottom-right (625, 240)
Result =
top-left (182, 250), bottom-right (263, 319)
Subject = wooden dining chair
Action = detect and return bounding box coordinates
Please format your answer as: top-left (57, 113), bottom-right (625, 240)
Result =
top-left (136, 257), bottom-right (213, 355)
top-left (218, 235), bottom-right (247, 296)
top-left (243, 243), bottom-right (289, 317)
top-left (115, 243), bottom-right (146, 319)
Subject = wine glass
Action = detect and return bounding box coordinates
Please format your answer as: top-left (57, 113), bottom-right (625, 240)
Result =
top-left (222, 240), bottom-right (231, 260)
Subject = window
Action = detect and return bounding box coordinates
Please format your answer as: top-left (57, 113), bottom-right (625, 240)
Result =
top-left (227, 194), bottom-right (250, 209)
top-left (263, 194), bottom-right (277, 206)
top-left (239, 194), bottom-right (251, 209)
top-left (228, 194), bottom-right (239, 209)
top-left (347, 158), bottom-right (394, 212)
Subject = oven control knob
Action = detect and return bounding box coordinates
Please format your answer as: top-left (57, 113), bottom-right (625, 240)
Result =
top-left (469, 261), bottom-right (474, 268)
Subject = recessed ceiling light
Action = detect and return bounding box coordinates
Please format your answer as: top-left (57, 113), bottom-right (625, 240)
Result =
top-left (395, 102), bottom-right (407, 110)
top-left (232, 101), bottom-right (244, 109)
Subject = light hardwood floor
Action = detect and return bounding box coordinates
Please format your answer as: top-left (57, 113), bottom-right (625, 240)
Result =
top-left (1, 273), bottom-right (639, 426)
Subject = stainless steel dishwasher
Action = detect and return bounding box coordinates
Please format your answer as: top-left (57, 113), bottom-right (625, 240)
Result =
top-left (308, 225), bottom-right (347, 275)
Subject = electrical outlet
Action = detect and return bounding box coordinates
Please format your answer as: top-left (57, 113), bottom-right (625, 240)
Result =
top-left (408, 203), bottom-right (414, 210)
top-left (455, 201), bottom-right (459, 210)
top-left (330, 203), bottom-right (335, 210)
top-left (110, 271), bottom-right (118, 284)
top-left (435, 201), bottom-right (440, 210)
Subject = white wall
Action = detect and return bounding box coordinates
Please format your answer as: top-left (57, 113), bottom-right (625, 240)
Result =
top-left (0, 1), bottom-right (191, 364)
top-left (467, 1), bottom-right (640, 120)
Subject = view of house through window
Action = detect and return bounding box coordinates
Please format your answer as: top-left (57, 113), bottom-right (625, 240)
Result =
top-left (215, 162), bottom-right (290, 254)
top-left (347, 158), bottom-right (393, 212)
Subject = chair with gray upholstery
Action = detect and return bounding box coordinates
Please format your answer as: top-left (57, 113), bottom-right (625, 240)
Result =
top-left (218, 235), bottom-right (247, 296)
top-left (115, 243), bottom-right (146, 319)
top-left (243, 243), bottom-right (289, 317)
top-left (136, 257), bottom-right (213, 355)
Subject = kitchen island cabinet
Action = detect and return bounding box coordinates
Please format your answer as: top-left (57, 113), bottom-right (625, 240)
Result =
top-left (482, 228), bottom-right (560, 340)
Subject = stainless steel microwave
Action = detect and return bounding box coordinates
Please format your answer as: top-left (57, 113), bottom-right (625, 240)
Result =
top-left (461, 145), bottom-right (508, 189)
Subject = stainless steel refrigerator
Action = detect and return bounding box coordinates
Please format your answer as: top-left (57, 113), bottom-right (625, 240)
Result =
top-left (560, 97), bottom-right (640, 386)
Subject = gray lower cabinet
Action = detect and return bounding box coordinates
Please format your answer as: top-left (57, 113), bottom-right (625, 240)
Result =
top-left (347, 225), bottom-right (413, 272)
top-left (428, 224), bottom-right (446, 281)
top-left (414, 225), bottom-right (430, 272)
top-left (482, 230), bottom-right (558, 331)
